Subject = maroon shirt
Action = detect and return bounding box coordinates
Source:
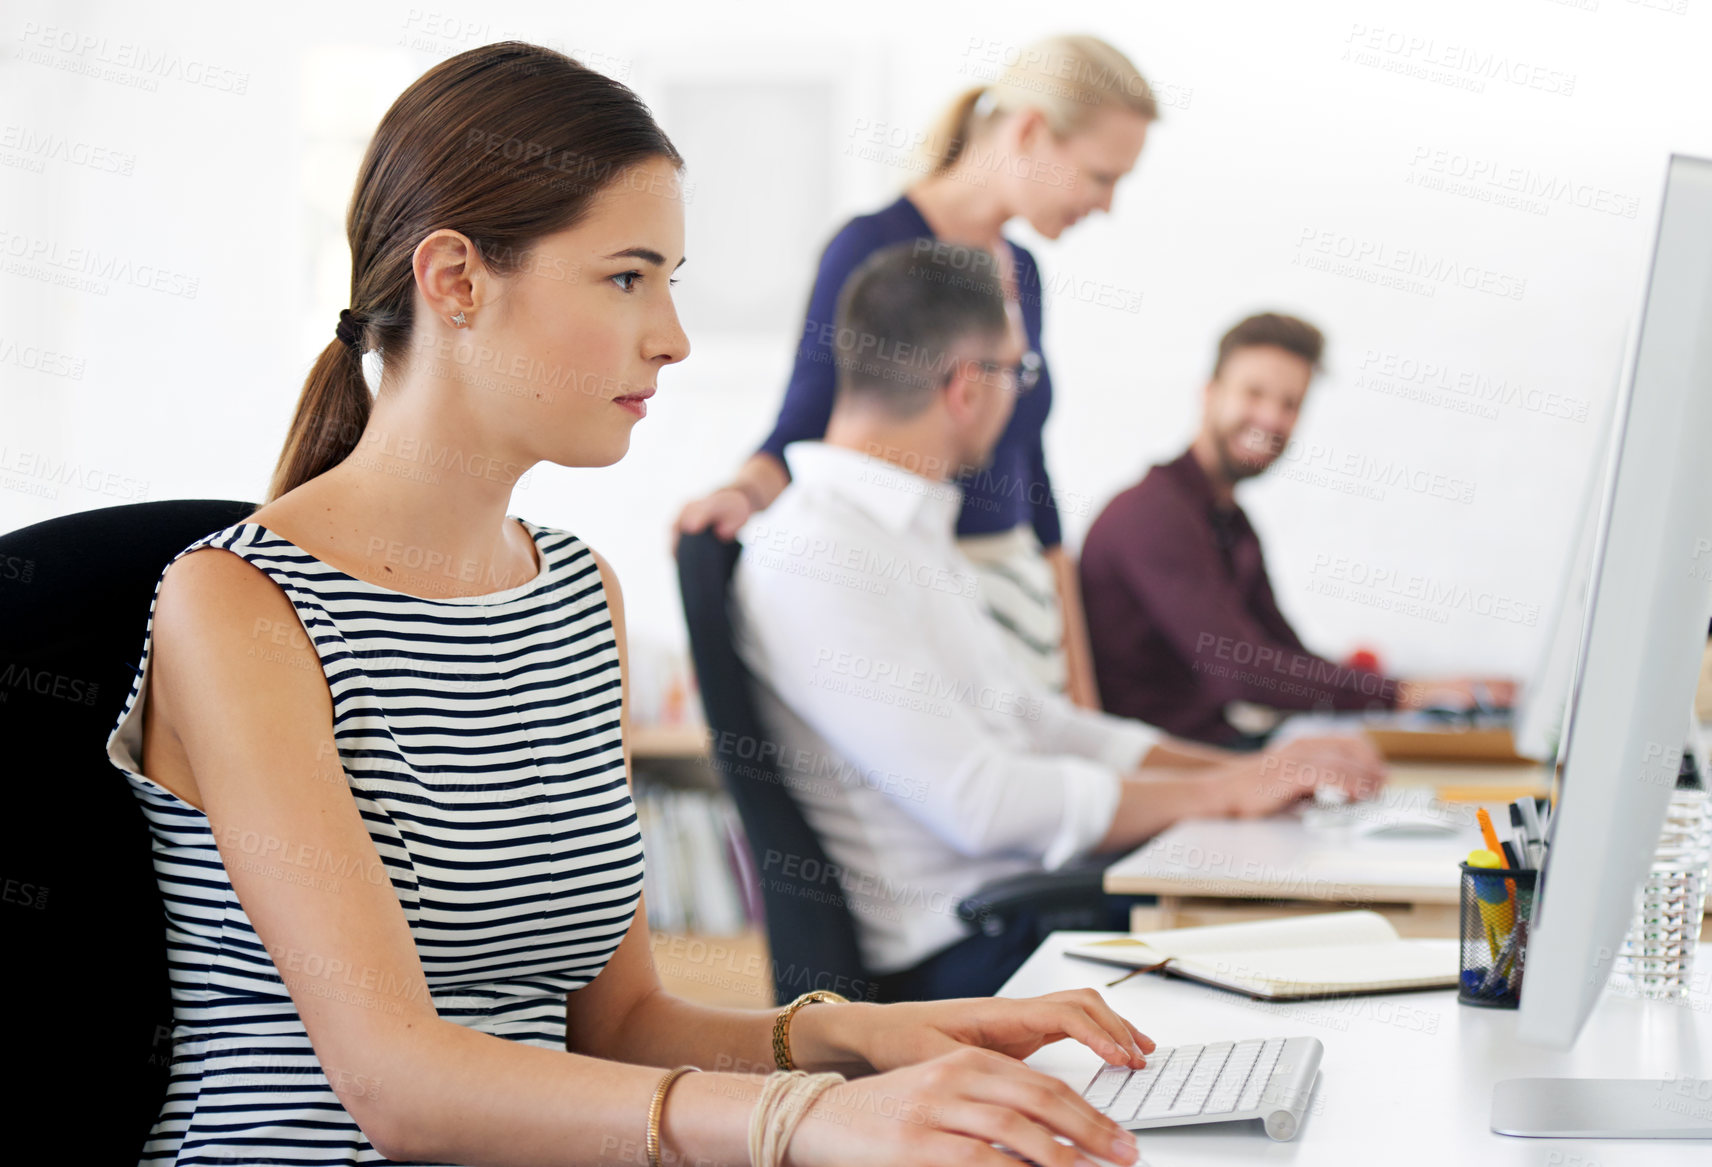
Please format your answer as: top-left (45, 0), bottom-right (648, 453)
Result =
top-left (1080, 449), bottom-right (1399, 745)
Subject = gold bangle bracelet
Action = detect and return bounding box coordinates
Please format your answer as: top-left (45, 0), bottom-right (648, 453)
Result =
top-left (770, 990), bottom-right (848, 1071)
top-left (645, 1065), bottom-right (700, 1167)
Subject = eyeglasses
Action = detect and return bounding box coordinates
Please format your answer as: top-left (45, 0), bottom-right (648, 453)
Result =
top-left (1013, 350), bottom-right (1042, 394)
top-left (966, 349), bottom-right (1043, 396)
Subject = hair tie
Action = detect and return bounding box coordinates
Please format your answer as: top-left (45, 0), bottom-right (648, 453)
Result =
top-left (335, 308), bottom-right (367, 351)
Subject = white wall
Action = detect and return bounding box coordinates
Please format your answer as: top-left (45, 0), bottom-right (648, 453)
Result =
top-left (4, 0), bottom-right (1709, 704)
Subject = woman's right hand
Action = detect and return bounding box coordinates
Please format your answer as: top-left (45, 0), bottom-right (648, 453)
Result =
top-left (674, 485), bottom-right (756, 543)
top-left (786, 1046), bottom-right (1140, 1167)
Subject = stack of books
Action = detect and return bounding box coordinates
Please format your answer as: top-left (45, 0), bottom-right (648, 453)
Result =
top-left (635, 786), bottom-right (759, 935)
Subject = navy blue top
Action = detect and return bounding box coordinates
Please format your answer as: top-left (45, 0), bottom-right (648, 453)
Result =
top-left (757, 194), bottom-right (1062, 548)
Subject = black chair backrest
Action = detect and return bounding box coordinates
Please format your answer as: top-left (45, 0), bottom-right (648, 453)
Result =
top-left (0, 498), bottom-right (257, 1162)
top-left (674, 530), bottom-right (875, 1004)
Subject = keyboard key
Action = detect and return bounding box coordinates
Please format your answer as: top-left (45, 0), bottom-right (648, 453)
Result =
top-left (1202, 1040), bottom-right (1263, 1115)
top-left (1084, 1062), bottom-right (1132, 1109)
top-left (1173, 1042), bottom-right (1233, 1115)
top-left (1107, 1049), bottom-right (1172, 1123)
top-left (1157, 1043), bottom-right (1231, 1119)
top-left (1237, 1039), bottom-right (1285, 1112)
top-left (1137, 1044), bottom-right (1202, 1118)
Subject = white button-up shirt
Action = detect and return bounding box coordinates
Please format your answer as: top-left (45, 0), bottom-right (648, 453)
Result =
top-left (731, 441), bottom-right (1160, 974)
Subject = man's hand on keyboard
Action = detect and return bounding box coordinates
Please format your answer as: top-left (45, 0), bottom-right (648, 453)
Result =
top-left (1207, 735), bottom-right (1387, 818)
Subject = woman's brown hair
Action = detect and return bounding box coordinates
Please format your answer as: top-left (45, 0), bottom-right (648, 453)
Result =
top-left (267, 41), bottom-right (682, 502)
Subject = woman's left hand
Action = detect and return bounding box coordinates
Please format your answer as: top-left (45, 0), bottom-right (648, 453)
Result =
top-left (793, 989), bottom-right (1154, 1076)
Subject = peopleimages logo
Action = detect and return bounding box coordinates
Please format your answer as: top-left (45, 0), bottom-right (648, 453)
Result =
top-left (0, 229), bottom-right (200, 299)
top-left (1341, 24), bottom-right (1577, 97)
top-left (1271, 437), bottom-right (1477, 505)
top-left (745, 520), bottom-right (981, 599)
top-left (811, 647), bottom-right (1043, 721)
top-left (1407, 146), bottom-right (1640, 220)
top-left (1293, 227), bottom-right (1526, 302)
top-left (1191, 633), bottom-right (1398, 700)
top-left (1354, 349), bottom-right (1590, 424)
top-left (1307, 553), bottom-right (1542, 627)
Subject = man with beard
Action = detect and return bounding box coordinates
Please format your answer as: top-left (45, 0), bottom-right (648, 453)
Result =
top-left (1079, 312), bottom-right (1512, 748)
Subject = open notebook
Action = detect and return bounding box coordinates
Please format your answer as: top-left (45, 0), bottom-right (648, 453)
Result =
top-left (1065, 911), bottom-right (1460, 1000)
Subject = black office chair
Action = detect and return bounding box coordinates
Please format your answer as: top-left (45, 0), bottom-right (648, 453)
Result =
top-left (675, 530), bottom-right (875, 1004)
top-left (0, 498), bottom-right (258, 1164)
top-left (674, 530), bottom-right (1148, 1005)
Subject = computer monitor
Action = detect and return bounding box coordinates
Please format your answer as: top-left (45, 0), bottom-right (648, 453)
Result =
top-left (1492, 153), bottom-right (1712, 1137)
top-left (1509, 381), bottom-right (1617, 766)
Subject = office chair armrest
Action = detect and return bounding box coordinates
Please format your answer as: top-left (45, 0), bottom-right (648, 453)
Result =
top-left (957, 867), bottom-right (1122, 938)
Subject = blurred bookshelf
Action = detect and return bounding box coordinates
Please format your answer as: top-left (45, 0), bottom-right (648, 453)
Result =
top-left (631, 722), bottom-right (710, 760)
top-left (629, 637), bottom-right (766, 1005)
top-left (631, 744), bottom-right (769, 1005)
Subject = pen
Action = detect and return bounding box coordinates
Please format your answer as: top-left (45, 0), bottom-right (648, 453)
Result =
top-left (1477, 807), bottom-right (1518, 899)
top-left (1516, 797), bottom-right (1544, 848)
top-left (1477, 924), bottom-right (1522, 997)
top-left (1510, 802), bottom-right (1544, 869)
top-left (1501, 840), bottom-right (1525, 870)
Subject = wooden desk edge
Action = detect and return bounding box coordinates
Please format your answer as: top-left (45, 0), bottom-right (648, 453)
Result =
top-left (1103, 874), bottom-right (1462, 904)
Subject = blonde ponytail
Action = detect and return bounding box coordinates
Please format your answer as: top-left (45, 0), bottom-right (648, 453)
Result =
top-left (920, 85), bottom-right (989, 175)
top-left (920, 34), bottom-right (1159, 177)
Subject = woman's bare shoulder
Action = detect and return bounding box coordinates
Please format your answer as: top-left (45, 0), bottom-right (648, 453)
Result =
top-left (150, 542), bottom-right (332, 756)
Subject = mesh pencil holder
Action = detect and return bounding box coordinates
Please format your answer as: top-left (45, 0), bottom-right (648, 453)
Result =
top-left (1457, 861), bottom-right (1537, 1009)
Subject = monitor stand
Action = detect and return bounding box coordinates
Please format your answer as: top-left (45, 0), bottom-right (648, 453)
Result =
top-left (1493, 1078), bottom-right (1712, 1137)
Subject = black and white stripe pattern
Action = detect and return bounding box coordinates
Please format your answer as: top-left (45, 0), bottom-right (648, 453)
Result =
top-left (105, 519), bottom-right (644, 1166)
top-left (956, 525), bottom-right (1069, 695)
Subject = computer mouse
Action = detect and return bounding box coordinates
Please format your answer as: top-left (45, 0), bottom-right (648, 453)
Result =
top-left (1354, 817), bottom-right (1463, 839)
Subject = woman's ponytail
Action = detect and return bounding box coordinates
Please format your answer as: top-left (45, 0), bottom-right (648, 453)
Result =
top-left (265, 332), bottom-right (372, 503)
top-left (916, 35), bottom-right (1159, 181)
top-left (920, 84), bottom-right (988, 176)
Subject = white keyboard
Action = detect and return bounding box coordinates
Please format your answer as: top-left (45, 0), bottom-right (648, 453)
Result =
top-left (1080, 1035), bottom-right (1323, 1141)
top-left (1299, 795), bottom-right (1466, 838)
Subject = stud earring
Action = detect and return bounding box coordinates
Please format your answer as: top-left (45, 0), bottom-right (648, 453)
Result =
top-left (451, 311), bottom-right (467, 327)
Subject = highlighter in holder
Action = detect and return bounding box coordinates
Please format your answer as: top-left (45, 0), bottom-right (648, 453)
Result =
top-left (1458, 860), bottom-right (1537, 1008)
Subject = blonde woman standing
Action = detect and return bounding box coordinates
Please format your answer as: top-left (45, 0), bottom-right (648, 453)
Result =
top-left (676, 35), bottom-right (1158, 708)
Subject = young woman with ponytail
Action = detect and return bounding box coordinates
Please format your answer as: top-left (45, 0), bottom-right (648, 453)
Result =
top-left (676, 34), bottom-right (1158, 709)
top-left (103, 40), bottom-right (1152, 1167)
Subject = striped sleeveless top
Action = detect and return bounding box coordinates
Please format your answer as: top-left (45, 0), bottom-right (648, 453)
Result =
top-left (104, 518), bottom-right (645, 1166)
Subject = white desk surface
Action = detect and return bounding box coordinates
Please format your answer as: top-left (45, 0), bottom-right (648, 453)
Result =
top-left (1102, 802), bottom-right (1499, 902)
top-left (1003, 931), bottom-right (1712, 1167)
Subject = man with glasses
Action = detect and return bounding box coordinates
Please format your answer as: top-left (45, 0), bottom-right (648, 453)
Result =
top-left (730, 244), bottom-right (1385, 1000)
